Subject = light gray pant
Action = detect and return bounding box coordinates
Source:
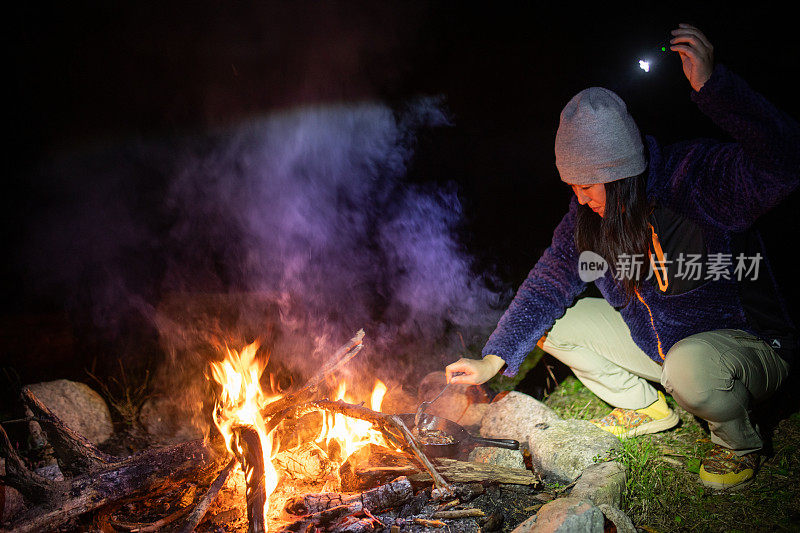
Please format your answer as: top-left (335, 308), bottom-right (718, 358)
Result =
top-left (541, 297), bottom-right (790, 453)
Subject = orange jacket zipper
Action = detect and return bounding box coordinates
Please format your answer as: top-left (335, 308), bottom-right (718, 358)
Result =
top-left (635, 287), bottom-right (666, 361)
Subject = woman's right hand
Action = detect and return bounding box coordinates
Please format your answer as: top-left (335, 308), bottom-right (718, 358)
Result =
top-left (670, 23), bottom-right (714, 92)
top-left (446, 354), bottom-right (506, 385)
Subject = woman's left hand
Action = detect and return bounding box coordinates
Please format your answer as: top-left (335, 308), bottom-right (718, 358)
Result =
top-left (670, 23), bottom-right (714, 92)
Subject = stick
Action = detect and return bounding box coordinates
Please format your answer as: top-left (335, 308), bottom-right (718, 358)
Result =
top-left (176, 457), bottom-right (237, 533)
top-left (298, 329), bottom-right (365, 390)
top-left (106, 505), bottom-right (191, 533)
top-left (431, 508), bottom-right (486, 519)
top-left (21, 388), bottom-right (115, 476)
top-left (261, 330), bottom-right (365, 420)
top-left (0, 422), bottom-right (60, 503)
top-left (263, 399), bottom-right (452, 492)
top-left (389, 414), bottom-right (453, 493)
top-left (410, 458), bottom-right (541, 486)
top-left (413, 518), bottom-right (446, 528)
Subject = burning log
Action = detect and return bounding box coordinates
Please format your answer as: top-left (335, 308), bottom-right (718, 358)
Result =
top-left (265, 398), bottom-right (453, 494)
top-left (338, 443), bottom-right (416, 492)
top-left (285, 475), bottom-right (414, 516)
top-left (202, 329), bottom-right (370, 532)
top-left (232, 425), bottom-right (268, 533)
top-left (273, 441), bottom-right (336, 482)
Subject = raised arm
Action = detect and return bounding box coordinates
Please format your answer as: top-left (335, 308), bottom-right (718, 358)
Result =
top-left (661, 24), bottom-right (800, 229)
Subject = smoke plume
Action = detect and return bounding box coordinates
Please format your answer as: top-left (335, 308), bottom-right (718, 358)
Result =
top-left (21, 98), bottom-right (506, 428)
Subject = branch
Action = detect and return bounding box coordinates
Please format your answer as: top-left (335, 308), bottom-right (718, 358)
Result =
top-left (176, 457), bottom-right (237, 533)
top-left (21, 387), bottom-right (114, 475)
top-left (0, 422), bottom-right (60, 503)
top-left (261, 329), bottom-right (365, 420)
top-left (263, 399), bottom-right (452, 493)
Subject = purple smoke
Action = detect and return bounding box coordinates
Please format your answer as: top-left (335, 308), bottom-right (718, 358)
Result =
top-left (21, 98), bottom-right (506, 400)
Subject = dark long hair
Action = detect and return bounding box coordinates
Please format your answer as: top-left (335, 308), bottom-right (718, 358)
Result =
top-left (574, 171), bottom-right (652, 299)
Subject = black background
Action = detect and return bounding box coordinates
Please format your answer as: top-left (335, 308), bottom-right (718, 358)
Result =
top-left (5, 2), bottom-right (800, 384)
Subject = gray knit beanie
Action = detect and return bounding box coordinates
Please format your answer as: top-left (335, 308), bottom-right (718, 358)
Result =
top-left (555, 87), bottom-right (645, 185)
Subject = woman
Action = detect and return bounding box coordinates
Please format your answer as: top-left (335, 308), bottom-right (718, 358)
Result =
top-left (446, 24), bottom-right (798, 490)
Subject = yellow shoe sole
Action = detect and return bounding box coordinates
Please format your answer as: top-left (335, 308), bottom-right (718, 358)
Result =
top-left (593, 410), bottom-right (680, 439)
top-left (699, 464), bottom-right (755, 490)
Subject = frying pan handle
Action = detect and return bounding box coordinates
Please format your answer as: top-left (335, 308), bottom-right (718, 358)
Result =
top-left (470, 437), bottom-right (520, 450)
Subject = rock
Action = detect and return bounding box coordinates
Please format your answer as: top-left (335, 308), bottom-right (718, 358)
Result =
top-left (480, 391), bottom-right (561, 444)
top-left (0, 458), bottom-right (26, 521)
top-left (26, 379), bottom-right (113, 445)
top-left (598, 504), bottom-right (637, 533)
top-left (511, 514), bottom-right (537, 532)
top-left (380, 385), bottom-right (417, 415)
top-left (456, 402), bottom-right (489, 429)
top-left (569, 461), bottom-right (626, 507)
top-left (511, 497), bottom-right (604, 532)
top-left (417, 371), bottom-right (470, 422)
top-left (139, 395), bottom-right (204, 445)
top-left (526, 420), bottom-right (620, 482)
top-left (468, 446), bottom-right (526, 469)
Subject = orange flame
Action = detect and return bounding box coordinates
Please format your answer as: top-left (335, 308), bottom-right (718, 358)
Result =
top-left (316, 380), bottom-right (389, 462)
top-left (209, 341), bottom-right (282, 523)
top-left (209, 339), bottom-right (395, 527)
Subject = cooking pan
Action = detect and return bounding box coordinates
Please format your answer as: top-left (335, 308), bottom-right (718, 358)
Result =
top-left (397, 413), bottom-right (519, 458)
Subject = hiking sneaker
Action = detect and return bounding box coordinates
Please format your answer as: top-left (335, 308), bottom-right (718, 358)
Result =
top-left (699, 445), bottom-right (759, 490)
top-left (590, 391), bottom-right (680, 438)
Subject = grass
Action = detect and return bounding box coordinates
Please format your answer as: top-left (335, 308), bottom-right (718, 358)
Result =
top-left (537, 375), bottom-right (800, 532)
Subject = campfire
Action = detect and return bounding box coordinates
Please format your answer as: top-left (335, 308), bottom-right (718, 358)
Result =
top-left (0, 330), bottom-right (544, 533)
top-left (206, 332), bottom-right (400, 531)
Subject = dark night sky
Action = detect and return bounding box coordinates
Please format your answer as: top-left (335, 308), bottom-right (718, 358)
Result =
top-left (4, 2), bottom-right (800, 384)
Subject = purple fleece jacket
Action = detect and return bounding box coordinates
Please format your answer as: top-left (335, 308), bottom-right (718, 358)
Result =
top-left (483, 64), bottom-right (800, 376)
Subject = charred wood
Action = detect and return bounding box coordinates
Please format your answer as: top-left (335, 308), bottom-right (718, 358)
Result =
top-left (286, 475), bottom-right (413, 516)
top-left (265, 399), bottom-right (453, 493)
top-left (338, 443), bottom-right (416, 492)
top-left (233, 425), bottom-right (267, 533)
top-left (274, 441), bottom-right (336, 482)
top-left (0, 423), bottom-right (59, 504)
top-left (277, 504), bottom-right (365, 532)
top-left (176, 456), bottom-right (237, 533)
top-left (1, 437), bottom-right (225, 533)
top-left (20, 387), bottom-right (114, 476)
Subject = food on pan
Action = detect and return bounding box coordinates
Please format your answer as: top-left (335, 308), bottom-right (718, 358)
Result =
top-left (414, 428), bottom-right (455, 445)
